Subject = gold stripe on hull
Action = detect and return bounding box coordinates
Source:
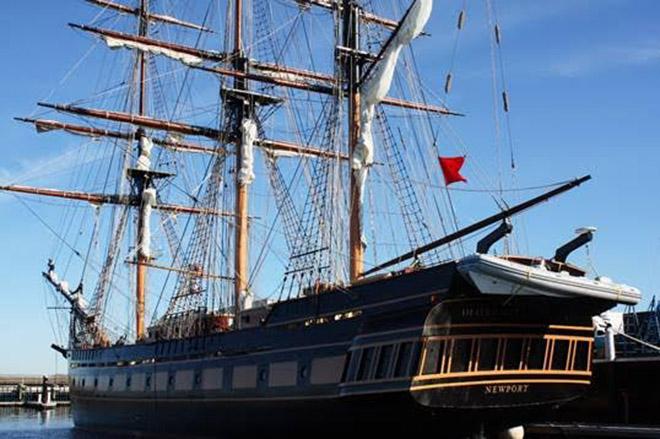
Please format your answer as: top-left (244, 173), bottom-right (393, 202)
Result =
top-left (412, 369), bottom-right (591, 382)
top-left (410, 378), bottom-right (591, 392)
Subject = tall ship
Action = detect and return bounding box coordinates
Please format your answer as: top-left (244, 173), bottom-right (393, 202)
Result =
top-left (2, 0), bottom-right (642, 436)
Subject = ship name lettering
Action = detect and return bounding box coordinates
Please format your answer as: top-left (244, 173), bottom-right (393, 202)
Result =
top-left (460, 306), bottom-right (519, 319)
top-left (484, 384), bottom-right (529, 394)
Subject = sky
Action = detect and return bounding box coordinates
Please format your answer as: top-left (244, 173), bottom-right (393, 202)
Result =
top-left (0, 0), bottom-right (659, 375)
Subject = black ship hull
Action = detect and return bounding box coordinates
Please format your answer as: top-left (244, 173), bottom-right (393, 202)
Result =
top-left (67, 262), bottom-right (613, 437)
top-left (549, 356), bottom-right (660, 427)
top-left (72, 391), bottom-right (562, 437)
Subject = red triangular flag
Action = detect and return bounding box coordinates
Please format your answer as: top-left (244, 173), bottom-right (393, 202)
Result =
top-left (438, 156), bottom-right (467, 185)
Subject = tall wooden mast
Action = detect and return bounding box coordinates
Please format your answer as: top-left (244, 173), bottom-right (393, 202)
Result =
top-left (233, 0), bottom-right (249, 324)
top-left (134, 0), bottom-right (149, 340)
top-left (343, 0), bottom-right (363, 282)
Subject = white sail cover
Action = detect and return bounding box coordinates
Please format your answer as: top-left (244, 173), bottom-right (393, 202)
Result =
top-left (136, 136), bottom-right (153, 171)
top-left (238, 118), bottom-right (257, 186)
top-left (45, 268), bottom-right (88, 317)
top-left (354, 0), bottom-right (432, 199)
top-left (139, 187), bottom-right (157, 259)
top-left (136, 136), bottom-right (156, 259)
top-left (104, 36), bottom-right (204, 66)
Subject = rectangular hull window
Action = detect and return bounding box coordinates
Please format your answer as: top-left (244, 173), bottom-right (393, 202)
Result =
top-left (232, 366), bottom-right (257, 390)
top-left (311, 356), bottom-right (346, 385)
top-left (202, 368), bottom-right (223, 390)
top-left (174, 370), bottom-right (194, 391)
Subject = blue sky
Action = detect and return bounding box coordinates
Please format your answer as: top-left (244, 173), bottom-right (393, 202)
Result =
top-left (0, 0), bottom-right (659, 374)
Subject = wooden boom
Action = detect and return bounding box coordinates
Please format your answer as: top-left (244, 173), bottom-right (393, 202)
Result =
top-left (295, 0), bottom-right (401, 30)
top-left (70, 23), bottom-right (226, 61)
top-left (72, 24), bottom-right (460, 116)
top-left (30, 106), bottom-right (348, 160)
top-left (0, 184), bottom-right (235, 217)
top-left (38, 102), bottom-right (223, 139)
top-left (362, 176), bottom-right (593, 276)
top-left (15, 118), bottom-right (224, 155)
top-left (85, 0), bottom-right (212, 32)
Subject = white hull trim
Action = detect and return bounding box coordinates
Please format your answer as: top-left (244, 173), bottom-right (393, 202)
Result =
top-left (457, 254), bottom-right (641, 305)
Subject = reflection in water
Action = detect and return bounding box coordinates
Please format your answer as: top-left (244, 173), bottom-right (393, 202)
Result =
top-left (0, 407), bottom-right (122, 438)
top-left (0, 406), bottom-right (72, 437)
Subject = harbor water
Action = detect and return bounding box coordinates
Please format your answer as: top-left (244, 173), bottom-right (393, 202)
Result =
top-left (0, 407), bottom-right (118, 438)
top-left (0, 407), bottom-right (72, 438)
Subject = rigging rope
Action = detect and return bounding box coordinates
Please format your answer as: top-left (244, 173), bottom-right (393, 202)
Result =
top-left (443, 0), bottom-right (467, 99)
top-left (14, 196), bottom-right (83, 259)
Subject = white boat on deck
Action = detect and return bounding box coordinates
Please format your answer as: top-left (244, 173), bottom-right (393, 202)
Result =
top-left (458, 253), bottom-right (641, 305)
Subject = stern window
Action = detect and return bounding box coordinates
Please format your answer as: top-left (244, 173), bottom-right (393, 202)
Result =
top-left (357, 347), bottom-right (375, 381)
top-left (526, 338), bottom-right (545, 370)
top-left (504, 338), bottom-right (525, 370)
top-left (551, 340), bottom-right (570, 371)
top-left (393, 342), bottom-right (413, 378)
top-left (422, 341), bottom-right (444, 375)
top-left (451, 340), bottom-right (472, 373)
top-left (375, 345), bottom-right (394, 379)
top-left (574, 341), bottom-right (590, 371)
top-left (478, 339), bottom-right (498, 371)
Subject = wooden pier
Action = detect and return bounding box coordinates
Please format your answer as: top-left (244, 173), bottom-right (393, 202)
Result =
top-left (0, 375), bottom-right (69, 409)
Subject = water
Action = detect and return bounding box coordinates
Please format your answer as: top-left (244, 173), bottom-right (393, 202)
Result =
top-left (0, 407), bottom-right (120, 438)
top-left (0, 407), bottom-right (75, 438)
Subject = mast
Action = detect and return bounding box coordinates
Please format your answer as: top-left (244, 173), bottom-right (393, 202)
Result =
top-left (134, 0), bottom-right (150, 340)
top-left (233, 0), bottom-right (249, 324)
top-left (343, 0), bottom-right (363, 282)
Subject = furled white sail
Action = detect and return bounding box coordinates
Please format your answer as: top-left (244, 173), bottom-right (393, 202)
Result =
top-left (263, 148), bottom-right (316, 160)
top-left (136, 136), bottom-right (153, 171)
top-left (104, 36), bottom-right (204, 66)
top-left (238, 118), bottom-right (257, 186)
top-left (137, 136), bottom-right (156, 259)
top-left (354, 0), bottom-right (432, 200)
top-left (45, 267), bottom-right (88, 318)
top-left (139, 187), bottom-right (157, 259)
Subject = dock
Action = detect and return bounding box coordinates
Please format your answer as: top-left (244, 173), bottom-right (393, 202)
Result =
top-left (0, 375), bottom-right (69, 409)
top-left (526, 423), bottom-right (660, 438)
